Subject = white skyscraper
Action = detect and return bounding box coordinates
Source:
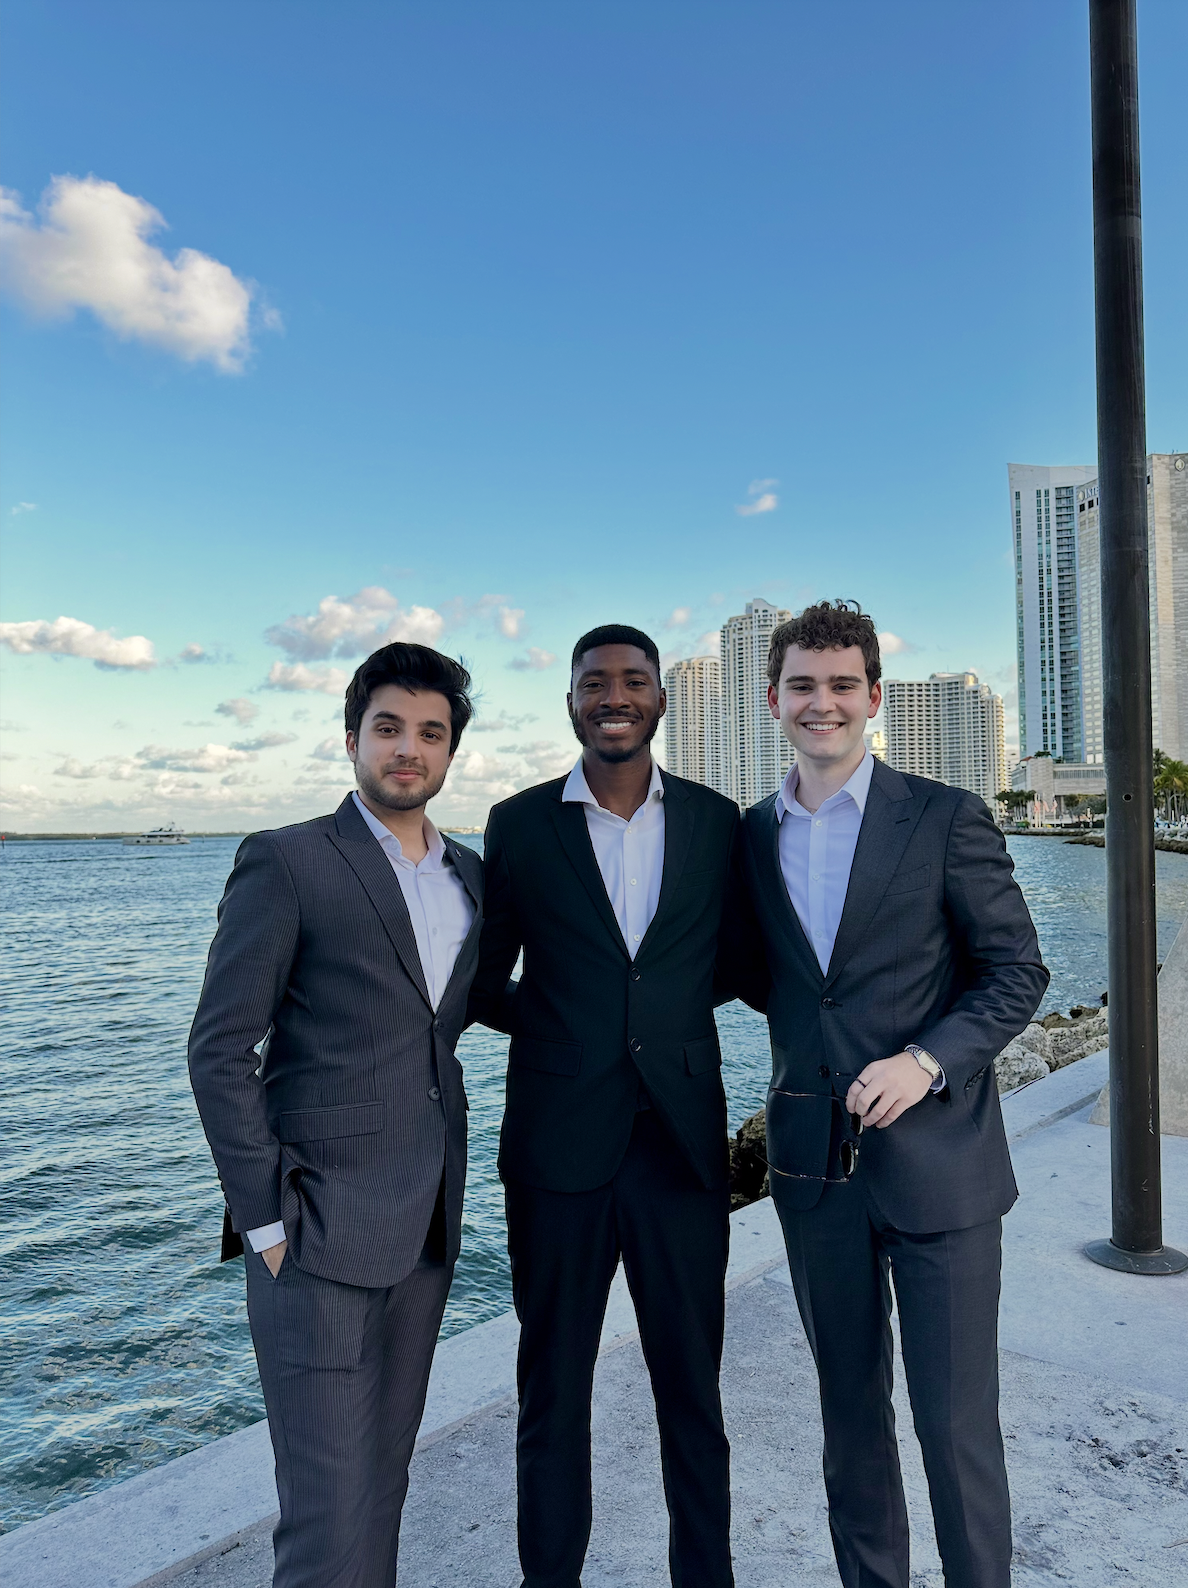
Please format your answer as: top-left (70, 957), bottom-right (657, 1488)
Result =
top-left (884, 672), bottom-right (1006, 803)
top-left (663, 655), bottom-right (723, 791)
top-left (1076, 453), bottom-right (1188, 761)
top-left (1010, 455), bottom-right (1188, 764)
top-left (1008, 462), bottom-right (1097, 761)
top-left (719, 597), bottom-right (793, 807)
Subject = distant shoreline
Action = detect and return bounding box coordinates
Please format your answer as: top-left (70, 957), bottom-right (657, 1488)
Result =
top-left (0, 828), bottom-right (487, 841)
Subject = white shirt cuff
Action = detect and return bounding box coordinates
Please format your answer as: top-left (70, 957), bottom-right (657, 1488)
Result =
top-left (929, 1068), bottom-right (947, 1093)
top-left (245, 1220), bottom-right (286, 1253)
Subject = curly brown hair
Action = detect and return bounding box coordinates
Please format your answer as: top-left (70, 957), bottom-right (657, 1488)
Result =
top-left (767, 599), bottom-right (881, 690)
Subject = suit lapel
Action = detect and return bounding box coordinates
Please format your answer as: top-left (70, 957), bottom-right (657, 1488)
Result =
top-left (823, 763), bottom-right (928, 990)
top-left (549, 798), bottom-right (630, 958)
top-left (636, 773), bottom-right (694, 957)
top-left (328, 796), bottom-right (433, 1009)
top-left (753, 793), bottom-right (824, 985)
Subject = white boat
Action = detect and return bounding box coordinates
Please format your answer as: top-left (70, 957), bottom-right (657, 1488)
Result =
top-left (123, 823), bottom-right (190, 846)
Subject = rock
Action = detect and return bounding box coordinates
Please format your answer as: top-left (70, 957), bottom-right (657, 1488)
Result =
top-left (1040, 1012), bottom-right (1075, 1030)
top-left (1014, 1024), bottom-right (1054, 1061)
top-left (995, 1039), bottom-right (1051, 1094)
top-left (729, 1110), bottom-right (770, 1210)
top-left (1047, 1009), bottom-right (1109, 1069)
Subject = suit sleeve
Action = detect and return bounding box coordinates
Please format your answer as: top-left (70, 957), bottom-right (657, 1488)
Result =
top-left (913, 795), bottom-right (1050, 1090)
top-left (465, 807), bottom-right (523, 1035)
top-left (187, 833), bottom-right (300, 1234)
top-left (714, 810), bottom-right (770, 1013)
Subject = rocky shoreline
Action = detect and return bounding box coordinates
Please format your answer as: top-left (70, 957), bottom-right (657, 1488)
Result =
top-left (727, 1004), bottom-right (1111, 1211)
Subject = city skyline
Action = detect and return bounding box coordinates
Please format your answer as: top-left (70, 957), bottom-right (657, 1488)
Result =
top-left (2, 3), bottom-right (1186, 831)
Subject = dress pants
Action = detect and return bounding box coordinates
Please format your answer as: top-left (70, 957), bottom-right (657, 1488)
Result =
top-left (245, 1220), bottom-right (452, 1588)
top-left (773, 1172), bottom-right (1011, 1588)
top-left (505, 1108), bottom-right (734, 1588)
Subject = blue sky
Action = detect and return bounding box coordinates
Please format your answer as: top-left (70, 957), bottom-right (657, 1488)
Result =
top-left (2, 0), bottom-right (1185, 830)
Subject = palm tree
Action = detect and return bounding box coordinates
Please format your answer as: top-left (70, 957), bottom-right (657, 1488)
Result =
top-left (1154, 757), bottom-right (1188, 824)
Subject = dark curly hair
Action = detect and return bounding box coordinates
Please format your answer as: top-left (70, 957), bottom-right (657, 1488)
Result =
top-left (344, 643), bottom-right (473, 751)
top-left (767, 599), bottom-right (881, 690)
top-left (570, 623), bottom-right (661, 679)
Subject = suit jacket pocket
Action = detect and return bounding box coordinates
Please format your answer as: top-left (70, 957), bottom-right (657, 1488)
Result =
top-left (884, 862), bottom-right (930, 896)
top-left (277, 1101), bottom-right (384, 1142)
top-left (684, 1035), bottom-right (722, 1075)
top-left (509, 1036), bottom-right (582, 1076)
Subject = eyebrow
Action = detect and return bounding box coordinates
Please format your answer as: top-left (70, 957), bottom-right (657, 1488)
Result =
top-left (782, 674), bottom-right (865, 685)
top-left (370, 711), bottom-right (449, 730)
top-left (577, 667), bottom-right (655, 681)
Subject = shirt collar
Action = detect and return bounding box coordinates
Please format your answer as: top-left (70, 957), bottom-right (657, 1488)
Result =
top-left (561, 755), bottom-right (664, 812)
top-left (352, 789), bottom-right (446, 866)
top-left (775, 749), bottom-right (875, 821)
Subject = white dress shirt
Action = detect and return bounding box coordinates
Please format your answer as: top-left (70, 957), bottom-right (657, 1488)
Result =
top-left (243, 793), bottom-right (475, 1255)
top-left (562, 756), bottom-right (665, 958)
top-left (776, 751), bottom-right (875, 976)
top-left (776, 750), bottom-right (943, 1090)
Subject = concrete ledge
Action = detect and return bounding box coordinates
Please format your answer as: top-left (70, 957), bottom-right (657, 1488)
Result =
top-left (0, 1197), bottom-right (786, 1588)
top-left (1001, 1045), bottom-right (1110, 1142)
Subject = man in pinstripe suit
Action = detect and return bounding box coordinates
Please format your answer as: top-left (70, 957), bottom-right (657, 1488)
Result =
top-left (189, 642), bottom-right (483, 1588)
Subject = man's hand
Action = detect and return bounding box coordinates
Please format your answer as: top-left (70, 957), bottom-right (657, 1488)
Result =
top-left (262, 1239), bottom-right (288, 1278)
top-left (846, 1053), bottom-right (932, 1129)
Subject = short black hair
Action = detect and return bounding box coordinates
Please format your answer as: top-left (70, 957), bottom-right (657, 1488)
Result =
top-left (344, 642), bottom-right (474, 751)
top-left (570, 624), bottom-right (661, 679)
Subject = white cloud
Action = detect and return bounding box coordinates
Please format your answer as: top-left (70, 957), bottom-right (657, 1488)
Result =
top-left (0, 176), bottom-right (268, 372)
top-left (0, 615), bottom-right (156, 670)
top-left (137, 742), bottom-right (257, 773)
top-left (179, 643), bottom-right (209, 663)
top-left (215, 697), bottom-right (259, 725)
top-left (736, 493), bottom-right (778, 517)
top-left (232, 731), bottom-right (297, 752)
top-left (11, 502), bottom-right (37, 515)
top-left (508, 648), bottom-right (557, 672)
top-left (53, 757), bottom-right (104, 779)
top-left (265, 662), bottom-right (350, 695)
top-left (310, 737), bottom-right (347, 762)
top-left (877, 631), bottom-right (919, 657)
top-left (664, 607), bottom-right (692, 629)
top-left (266, 586), bottom-right (444, 661)
top-left (496, 605), bottom-right (525, 639)
top-left (469, 712), bottom-right (539, 733)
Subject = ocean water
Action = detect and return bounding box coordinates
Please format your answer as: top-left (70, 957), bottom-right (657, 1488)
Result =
top-left (1, 831), bottom-right (1186, 1529)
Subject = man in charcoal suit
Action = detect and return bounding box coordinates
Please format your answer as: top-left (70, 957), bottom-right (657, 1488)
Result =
top-left (739, 600), bottom-right (1049, 1588)
top-left (189, 642), bottom-right (483, 1588)
top-left (469, 624), bottom-right (742, 1588)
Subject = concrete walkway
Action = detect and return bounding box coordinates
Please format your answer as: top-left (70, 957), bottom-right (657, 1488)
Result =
top-left (6, 1049), bottom-right (1188, 1587)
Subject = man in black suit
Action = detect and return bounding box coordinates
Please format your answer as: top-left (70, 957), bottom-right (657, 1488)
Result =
top-left (739, 601), bottom-right (1048, 1588)
top-left (189, 642), bottom-right (483, 1588)
top-left (469, 624), bottom-right (740, 1588)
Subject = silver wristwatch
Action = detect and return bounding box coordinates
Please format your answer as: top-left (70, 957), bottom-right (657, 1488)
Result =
top-left (905, 1044), bottom-right (942, 1084)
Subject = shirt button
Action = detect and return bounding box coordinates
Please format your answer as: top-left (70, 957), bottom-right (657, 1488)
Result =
top-left (634, 933), bottom-right (641, 941)
top-left (630, 878), bottom-right (637, 886)
top-left (812, 873), bottom-right (821, 880)
top-left (815, 820), bottom-right (822, 827)
top-left (428, 1087), bottom-right (441, 1101)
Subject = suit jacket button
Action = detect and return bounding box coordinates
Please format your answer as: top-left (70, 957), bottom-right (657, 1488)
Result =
top-left (820, 997), bottom-right (836, 1009)
top-left (630, 968), bottom-right (641, 982)
top-left (818, 1064), bottom-right (830, 1078)
top-left (630, 1038), bottom-right (642, 1053)
top-left (428, 1086), bottom-right (441, 1101)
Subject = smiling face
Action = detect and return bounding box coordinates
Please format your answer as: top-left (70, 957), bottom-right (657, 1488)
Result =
top-left (345, 683), bottom-right (455, 810)
top-left (568, 643), bottom-right (666, 765)
top-left (768, 643), bottom-right (881, 774)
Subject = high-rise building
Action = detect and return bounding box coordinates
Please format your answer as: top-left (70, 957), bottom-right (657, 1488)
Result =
top-left (663, 655), bottom-right (723, 790)
top-left (1008, 463), bottom-right (1097, 761)
top-left (883, 672), bottom-right (1006, 803)
top-left (1009, 455), bottom-right (1188, 764)
top-left (719, 597), bottom-right (793, 807)
top-left (1076, 453), bottom-right (1188, 761)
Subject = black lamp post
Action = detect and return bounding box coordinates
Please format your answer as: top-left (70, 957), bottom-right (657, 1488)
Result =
top-left (1083, 0), bottom-right (1186, 1276)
